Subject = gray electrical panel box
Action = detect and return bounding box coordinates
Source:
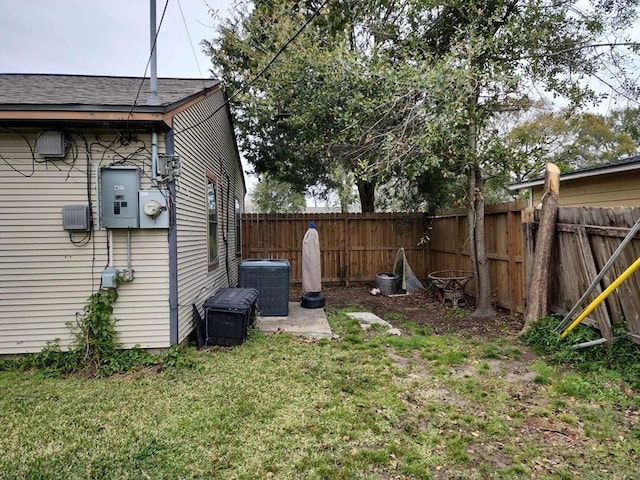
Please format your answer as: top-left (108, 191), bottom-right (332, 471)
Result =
top-left (99, 167), bottom-right (140, 229)
top-left (139, 189), bottom-right (170, 228)
top-left (62, 205), bottom-right (91, 231)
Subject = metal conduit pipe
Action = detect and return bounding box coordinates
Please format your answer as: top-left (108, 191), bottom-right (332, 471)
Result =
top-left (127, 229), bottom-right (132, 271)
top-left (108, 229), bottom-right (114, 268)
top-left (151, 130), bottom-right (158, 187)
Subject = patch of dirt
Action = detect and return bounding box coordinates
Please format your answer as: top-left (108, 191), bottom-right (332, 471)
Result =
top-left (386, 349), bottom-right (411, 369)
top-left (523, 416), bottom-right (588, 448)
top-left (452, 359), bottom-right (538, 383)
top-left (291, 284), bottom-right (524, 339)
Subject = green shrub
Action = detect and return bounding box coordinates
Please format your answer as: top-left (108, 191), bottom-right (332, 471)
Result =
top-left (26, 341), bottom-right (82, 375)
top-left (521, 316), bottom-right (640, 389)
top-left (161, 345), bottom-right (200, 370)
top-left (0, 359), bottom-right (20, 371)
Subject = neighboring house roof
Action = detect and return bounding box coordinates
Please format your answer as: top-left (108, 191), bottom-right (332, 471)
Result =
top-left (0, 74), bottom-right (220, 111)
top-left (508, 156), bottom-right (640, 191)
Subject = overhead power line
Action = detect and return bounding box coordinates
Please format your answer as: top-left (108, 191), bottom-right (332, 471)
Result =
top-left (169, 0), bottom-right (331, 140)
top-left (176, 0), bottom-right (207, 85)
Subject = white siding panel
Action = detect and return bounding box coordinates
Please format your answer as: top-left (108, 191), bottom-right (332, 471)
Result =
top-left (0, 130), bottom-right (171, 354)
top-left (173, 91), bottom-right (246, 343)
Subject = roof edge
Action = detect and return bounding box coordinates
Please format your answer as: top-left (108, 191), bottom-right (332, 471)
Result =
top-left (164, 83), bottom-right (224, 114)
top-left (508, 159), bottom-right (640, 191)
top-left (0, 104), bottom-right (165, 113)
top-left (0, 73), bottom-right (218, 81)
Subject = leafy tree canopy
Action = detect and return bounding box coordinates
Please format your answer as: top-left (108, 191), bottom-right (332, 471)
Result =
top-left (205, 0), bottom-right (640, 314)
top-left (206, 0), bottom-right (639, 211)
top-left (474, 105), bottom-right (640, 202)
top-left (251, 173), bottom-right (307, 213)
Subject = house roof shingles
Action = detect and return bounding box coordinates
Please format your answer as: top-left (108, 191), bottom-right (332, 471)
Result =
top-left (0, 74), bottom-right (220, 109)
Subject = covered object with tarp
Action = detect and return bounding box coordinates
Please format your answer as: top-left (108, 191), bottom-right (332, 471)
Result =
top-left (301, 222), bottom-right (325, 308)
top-left (393, 247), bottom-right (425, 293)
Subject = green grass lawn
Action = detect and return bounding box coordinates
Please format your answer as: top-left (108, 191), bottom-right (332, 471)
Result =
top-left (2, 311), bottom-right (640, 479)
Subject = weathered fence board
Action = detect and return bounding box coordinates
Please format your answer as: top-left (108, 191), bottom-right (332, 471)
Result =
top-left (545, 207), bottom-right (640, 342)
top-left (428, 202), bottom-right (527, 313)
top-left (241, 213), bottom-right (431, 284)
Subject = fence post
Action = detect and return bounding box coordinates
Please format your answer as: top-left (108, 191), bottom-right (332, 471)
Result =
top-left (455, 214), bottom-right (462, 270)
top-left (343, 215), bottom-right (349, 286)
top-left (508, 209), bottom-right (518, 312)
top-left (522, 207), bottom-right (535, 310)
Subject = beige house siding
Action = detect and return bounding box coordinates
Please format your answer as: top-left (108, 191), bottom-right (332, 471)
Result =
top-left (0, 130), bottom-right (170, 354)
top-left (530, 170), bottom-right (640, 207)
top-left (173, 91), bottom-right (245, 344)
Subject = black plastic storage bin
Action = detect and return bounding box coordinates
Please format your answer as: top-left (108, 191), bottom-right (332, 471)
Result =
top-left (203, 288), bottom-right (258, 346)
top-left (238, 259), bottom-right (290, 316)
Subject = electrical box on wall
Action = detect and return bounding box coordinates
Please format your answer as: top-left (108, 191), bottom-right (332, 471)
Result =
top-left (37, 131), bottom-right (66, 157)
top-left (139, 189), bottom-right (169, 228)
top-left (62, 205), bottom-right (90, 231)
top-left (98, 167), bottom-right (140, 229)
top-left (157, 154), bottom-right (181, 181)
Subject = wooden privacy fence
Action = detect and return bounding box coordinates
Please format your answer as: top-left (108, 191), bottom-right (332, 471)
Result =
top-left (428, 202), bottom-right (527, 313)
top-left (241, 204), bottom-right (640, 325)
top-left (430, 203), bottom-right (640, 320)
top-left (240, 204), bottom-right (526, 314)
top-left (241, 213), bottom-right (431, 284)
top-left (543, 207), bottom-right (640, 342)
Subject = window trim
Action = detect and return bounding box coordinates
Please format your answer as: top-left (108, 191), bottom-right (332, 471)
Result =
top-left (206, 171), bottom-right (219, 271)
top-left (235, 197), bottom-right (242, 257)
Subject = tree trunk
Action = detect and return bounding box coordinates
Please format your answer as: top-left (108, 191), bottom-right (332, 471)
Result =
top-left (357, 179), bottom-right (376, 213)
top-left (465, 92), bottom-right (495, 318)
top-left (470, 162), bottom-right (495, 318)
top-left (468, 165), bottom-right (479, 286)
top-left (521, 163), bottom-right (560, 333)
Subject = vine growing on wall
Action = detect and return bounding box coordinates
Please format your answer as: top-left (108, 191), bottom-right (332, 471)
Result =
top-left (21, 288), bottom-right (201, 377)
top-left (73, 288), bottom-right (121, 373)
top-left (29, 288), bottom-right (155, 376)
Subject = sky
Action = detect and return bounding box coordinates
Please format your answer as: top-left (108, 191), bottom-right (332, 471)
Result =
top-left (0, 0), bottom-right (234, 78)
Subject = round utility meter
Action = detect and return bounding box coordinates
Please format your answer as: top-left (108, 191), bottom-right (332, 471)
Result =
top-left (143, 200), bottom-right (163, 218)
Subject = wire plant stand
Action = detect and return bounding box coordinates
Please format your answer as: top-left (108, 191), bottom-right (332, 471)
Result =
top-left (428, 270), bottom-right (474, 308)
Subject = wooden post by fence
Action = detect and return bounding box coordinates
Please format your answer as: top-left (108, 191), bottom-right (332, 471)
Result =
top-left (508, 208), bottom-right (520, 314)
top-left (522, 206), bottom-right (535, 302)
top-left (523, 163), bottom-right (560, 332)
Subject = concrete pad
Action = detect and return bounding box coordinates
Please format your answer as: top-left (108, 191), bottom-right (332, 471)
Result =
top-left (255, 302), bottom-right (332, 340)
top-left (346, 312), bottom-right (402, 336)
top-left (347, 312), bottom-right (388, 325)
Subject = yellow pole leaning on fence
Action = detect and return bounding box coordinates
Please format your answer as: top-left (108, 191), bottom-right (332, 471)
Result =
top-left (560, 256), bottom-right (640, 339)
